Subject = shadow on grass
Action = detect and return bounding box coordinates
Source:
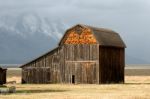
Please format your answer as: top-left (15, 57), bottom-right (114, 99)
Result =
top-left (0, 85), bottom-right (7, 88)
top-left (125, 83), bottom-right (150, 85)
top-left (16, 89), bottom-right (68, 94)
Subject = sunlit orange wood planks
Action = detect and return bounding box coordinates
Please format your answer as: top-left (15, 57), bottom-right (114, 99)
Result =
top-left (65, 28), bottom-right (97, 44)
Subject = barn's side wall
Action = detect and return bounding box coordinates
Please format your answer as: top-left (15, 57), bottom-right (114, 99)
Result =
top-left (99, 46), bottom-right (125, 83)
top-left (22, 47), bottom-right (65, 84)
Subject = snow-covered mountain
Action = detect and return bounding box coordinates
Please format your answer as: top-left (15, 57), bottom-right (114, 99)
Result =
top-left (0, 13), bottom-right (68, 64)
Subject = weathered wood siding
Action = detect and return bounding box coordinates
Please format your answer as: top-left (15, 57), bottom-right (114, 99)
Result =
top-left (64, 44), bottom-right (99, 84)
top-left (22, 45), bottom-right (125, 84)
top-left (22, 44), bottom-right (99, 84)
top-left (99, 46), bottom-right (125, 83)
top-left (22, 47), bottom-right (64, 84)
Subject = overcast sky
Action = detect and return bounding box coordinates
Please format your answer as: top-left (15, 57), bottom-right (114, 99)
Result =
top-left (0, 0), bottom-right (150, 63)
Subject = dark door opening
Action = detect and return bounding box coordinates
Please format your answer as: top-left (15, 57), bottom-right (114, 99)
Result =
top-left (72, 75), bottom-right (75, 84)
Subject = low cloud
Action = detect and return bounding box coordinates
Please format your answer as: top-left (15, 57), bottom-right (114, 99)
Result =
top-left (0, 0), bottom-right (150, 63)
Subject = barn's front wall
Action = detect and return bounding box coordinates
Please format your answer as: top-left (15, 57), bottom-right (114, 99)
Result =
top-left (63, 44), bottom-right (99, 84)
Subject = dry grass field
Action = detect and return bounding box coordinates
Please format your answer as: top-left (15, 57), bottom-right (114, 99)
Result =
top-left (0, 68), bottom-right (150, 99)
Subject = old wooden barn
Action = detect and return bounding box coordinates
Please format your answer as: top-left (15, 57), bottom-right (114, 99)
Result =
top-left (20, 24), bottom-right (126, 84)
top-left (0, 66), bottom-right (7, 85)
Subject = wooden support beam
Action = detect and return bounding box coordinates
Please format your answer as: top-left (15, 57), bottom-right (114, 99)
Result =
top-left (66, 60), bottom-right (97, 63)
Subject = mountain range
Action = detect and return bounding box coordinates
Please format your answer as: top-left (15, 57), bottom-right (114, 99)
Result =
top-left (0, 13), bottom-right (67, 64)
top-left (0, 13), bottom-right (149, 64)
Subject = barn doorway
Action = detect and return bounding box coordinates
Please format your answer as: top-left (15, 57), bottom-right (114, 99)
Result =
top-left (72, 75), bottom-right (75, 84)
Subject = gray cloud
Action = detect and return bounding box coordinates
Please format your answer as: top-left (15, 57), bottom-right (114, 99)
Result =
top-left (0, 0), bottom-right (150, 64)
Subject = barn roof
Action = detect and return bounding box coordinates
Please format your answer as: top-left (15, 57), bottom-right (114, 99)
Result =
top-left (20, 24), bottom-right (126, 68)
top-left (59, 24), bottom-right (126, 48)
top-left (20, 47), bottom-right (60, 68)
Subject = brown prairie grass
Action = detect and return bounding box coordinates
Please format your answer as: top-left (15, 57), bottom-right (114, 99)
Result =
top-left (0, 76), bottom-right (149, 99)
top-left (0, 68), bottom-right (149, 99)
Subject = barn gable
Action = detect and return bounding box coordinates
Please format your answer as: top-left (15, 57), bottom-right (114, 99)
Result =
top-left (60, 25), bottom-right (97, 44)
top-left (59, 24), bottom-right (126, 48)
